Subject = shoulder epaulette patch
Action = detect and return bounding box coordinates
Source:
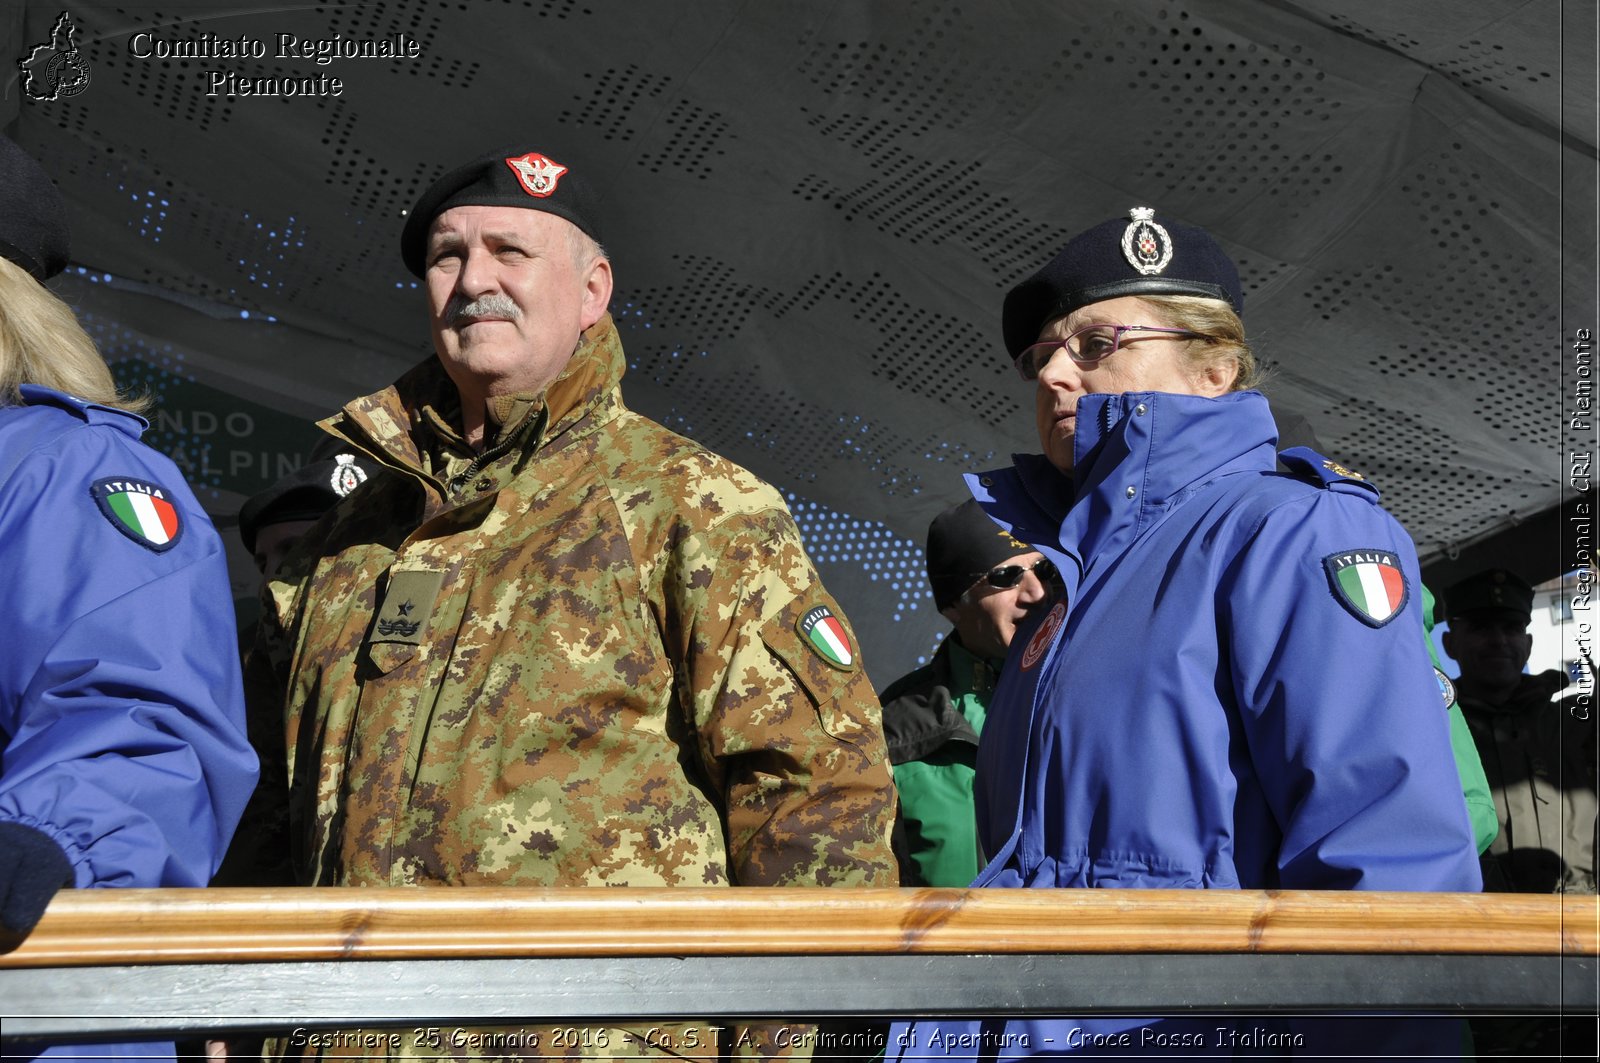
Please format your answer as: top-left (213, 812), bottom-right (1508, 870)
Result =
top-left (91, 477), bottom-right (183, 552)
top-left (1279, 446), bottom-right (1379, 499)
top-left (797, 604), bottom-right (855, 671)
top-left (1321, 459), bottom-right (1363, 481)
top-left (1323, 548), bottom-right (1408, 627)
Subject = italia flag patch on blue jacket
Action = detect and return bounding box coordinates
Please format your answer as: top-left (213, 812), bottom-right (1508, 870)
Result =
top-left (91, 476), bottom-right (183, 550)
top-left (1324, 549), bottom-right (1408, 626)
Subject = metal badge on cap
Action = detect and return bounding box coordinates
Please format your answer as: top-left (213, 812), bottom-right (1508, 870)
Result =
top-left (1120, 206), bottom-right (1174, 276)
top-left (503, 151), bottom-right (568, 198)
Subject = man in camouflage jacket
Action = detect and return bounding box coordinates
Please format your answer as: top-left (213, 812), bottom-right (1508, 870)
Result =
top-left (234, 144), bottom-right (897, 1058)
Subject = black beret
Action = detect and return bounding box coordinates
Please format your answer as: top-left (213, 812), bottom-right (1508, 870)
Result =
top-left (1002, 207), bottom-right (1243, 359)
top-left (238, 436), bottom-right (381, 555)
top-left (400, 144), bottom-right (602, 277)
top-left (0, 135), bottom-right (70, 280)
top-left (1444, 568), bottom-right (1535, 623)
top-left (926, 499), bottom-right (1035, 611)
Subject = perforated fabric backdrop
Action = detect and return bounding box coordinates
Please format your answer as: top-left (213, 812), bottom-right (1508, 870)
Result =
top-left (2, 0), bottom-right (1594, 682)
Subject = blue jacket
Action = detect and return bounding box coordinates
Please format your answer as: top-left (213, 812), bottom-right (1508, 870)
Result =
top-left (0, 386), bottom-right (257, 1062)
top-left (890, 390), bottom-right (1478, 1058)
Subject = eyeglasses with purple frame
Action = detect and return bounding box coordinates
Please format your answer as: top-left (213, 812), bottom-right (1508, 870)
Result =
top-left (1016, 323), bottom-right (1211, 381)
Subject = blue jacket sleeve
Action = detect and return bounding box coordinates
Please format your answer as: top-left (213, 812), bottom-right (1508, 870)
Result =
top-left (0, 407), bottom-right (258, 890)
top-left (1221, 488), bottom-right (1481, 892)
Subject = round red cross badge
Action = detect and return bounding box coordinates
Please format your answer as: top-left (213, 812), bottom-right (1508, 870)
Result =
top-left (1021, 601), bottom-right (1066, 671)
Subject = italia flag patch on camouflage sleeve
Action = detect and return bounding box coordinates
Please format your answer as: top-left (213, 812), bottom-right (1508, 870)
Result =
top-left (797, 604), bottom-right (855, 670)
top-left (1323, 549), bottom-right (1408, 627)
top-left (91, 477), bottom-right (183, 552)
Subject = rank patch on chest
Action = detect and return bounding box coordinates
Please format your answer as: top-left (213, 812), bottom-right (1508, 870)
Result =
top-left (797, 604), bottom-right (855, 670)
top-left (90, 477), bottom-right (182, 552)
top-left (1323, 549), bottom-right (1408, 627)
top-left (1021, 600), bottom-right (1066, 671)
top-left (371, 569), bottom-right (444, 647)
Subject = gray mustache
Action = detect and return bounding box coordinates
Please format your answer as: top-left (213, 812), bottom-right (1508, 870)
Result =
top-left (447, 293), bottom-right (521, 325)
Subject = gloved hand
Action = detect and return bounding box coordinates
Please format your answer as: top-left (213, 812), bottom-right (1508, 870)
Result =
top-left (0, 821), bottom-right (74, 935)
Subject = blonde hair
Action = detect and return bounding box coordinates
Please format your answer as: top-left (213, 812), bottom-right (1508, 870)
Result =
top-left (0, 257), bottom-right (150, 413)
top-left (1141, 294), bottom-right (1264, 393)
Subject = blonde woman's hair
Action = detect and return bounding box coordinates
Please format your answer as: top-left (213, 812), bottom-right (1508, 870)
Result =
top-left (0, 256), bottom-right (149, 414)
top-left (1141, 294), bottom-right (1264, 393)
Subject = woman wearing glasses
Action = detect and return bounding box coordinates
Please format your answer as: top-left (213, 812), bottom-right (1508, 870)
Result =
top-left (891, 209), bottom-right (1479, 1058)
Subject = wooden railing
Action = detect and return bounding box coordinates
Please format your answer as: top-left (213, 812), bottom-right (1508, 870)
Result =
top-left (2, 889), bottom-right (1596, 1041)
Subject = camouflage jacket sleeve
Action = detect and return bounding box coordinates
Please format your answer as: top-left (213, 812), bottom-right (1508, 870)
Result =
top-left (663, 503), bottom-right (898, 888)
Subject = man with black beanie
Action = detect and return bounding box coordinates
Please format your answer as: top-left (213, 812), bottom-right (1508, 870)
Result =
top-left (879, 499), bottom-right (1056, 886)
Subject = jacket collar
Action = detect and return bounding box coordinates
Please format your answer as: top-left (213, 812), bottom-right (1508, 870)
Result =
top-left (324, 313), bottom-right (625, 482)
top-left (971, 390), bottom-right (1279, 587)
top-left (1069, 389), bottom-right (1278, 513)
top-left (944, 635), bottom-right (1000, 690)
top-left (881, 635), bottom-right (987, 763)
top-left (1458, 669), bottom-right (1570, 716)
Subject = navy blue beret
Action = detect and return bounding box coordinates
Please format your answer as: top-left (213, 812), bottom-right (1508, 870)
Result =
top-left (0, 136), bottom-right (70, 280)
top-left (1002, 207), bottom-right (1243, 359)
top-left (400, 144), bottom-right (602, 277)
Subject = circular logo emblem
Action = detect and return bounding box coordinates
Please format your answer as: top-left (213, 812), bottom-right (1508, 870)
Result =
top-left (1434, 666), bottom-right (1457, 709)
top-left (46, 52), bottom-right (91, 98)
top-left (1020, 601), bottom-right (1067, 671)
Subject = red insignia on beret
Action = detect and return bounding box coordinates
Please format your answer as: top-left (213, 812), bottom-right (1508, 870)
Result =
top-left (503, 152), bottom-right (568, 198)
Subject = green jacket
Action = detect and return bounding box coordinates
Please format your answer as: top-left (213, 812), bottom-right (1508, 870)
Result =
top-left (1422, 584), bottom-right (1498, 855)
top-left (243, 315), bottom-right (898, 891)
top-left (880, 635), bottom-right (997, 886)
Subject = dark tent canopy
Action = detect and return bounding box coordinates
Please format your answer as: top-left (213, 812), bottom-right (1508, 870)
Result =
top-left (4, 0), bottom-right (1593, 677)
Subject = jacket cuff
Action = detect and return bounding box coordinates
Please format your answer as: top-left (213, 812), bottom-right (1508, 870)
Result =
top-left (0, 820), bottom-right (75, 935)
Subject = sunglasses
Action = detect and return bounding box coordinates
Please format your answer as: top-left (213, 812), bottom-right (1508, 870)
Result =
top-left (971, 557), bottom-right (1056, 590)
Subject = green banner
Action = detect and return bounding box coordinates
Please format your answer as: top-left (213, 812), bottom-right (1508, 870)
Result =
top-left (112, 357), bottom-right (323, 502)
